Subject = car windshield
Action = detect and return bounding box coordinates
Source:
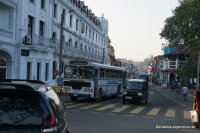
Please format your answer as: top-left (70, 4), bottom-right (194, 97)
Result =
top-left (127, 82), bottom-right (142, 90)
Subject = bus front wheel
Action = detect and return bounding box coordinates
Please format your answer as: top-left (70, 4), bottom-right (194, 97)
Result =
top-left (96, 89), bottom-right (102, 102)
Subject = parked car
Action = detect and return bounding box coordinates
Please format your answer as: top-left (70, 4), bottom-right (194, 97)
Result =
top-left (122, 79), bottom-right (148, 104)
top-left (0, 79), bottom-right (70, 133)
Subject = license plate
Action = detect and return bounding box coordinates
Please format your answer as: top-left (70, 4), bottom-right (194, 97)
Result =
top-left (74, 93), bottom-right (78, 96)
top-left (125, 96), bottom-right (132, 99)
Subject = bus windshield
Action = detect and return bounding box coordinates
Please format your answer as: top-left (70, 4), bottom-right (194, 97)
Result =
top-left (64, 66), bottom-right (93, 79)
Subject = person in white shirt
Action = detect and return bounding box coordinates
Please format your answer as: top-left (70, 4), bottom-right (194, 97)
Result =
top-left (182, 85), bottom-right (189, 101)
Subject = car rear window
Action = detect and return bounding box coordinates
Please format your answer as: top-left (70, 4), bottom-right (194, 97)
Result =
top-left (0, 90), bottom-right (43, 125)
top-left (44, 89), bottom-right (65, 120)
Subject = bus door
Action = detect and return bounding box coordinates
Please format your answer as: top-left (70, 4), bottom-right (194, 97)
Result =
top-left (93, 67), bottom-right (99, 98)
top-left (122, 71), bottom-right (127, 92)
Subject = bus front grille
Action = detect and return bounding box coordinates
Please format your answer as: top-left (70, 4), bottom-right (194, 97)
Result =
top-left (64, 81), bottom-right (91, 90)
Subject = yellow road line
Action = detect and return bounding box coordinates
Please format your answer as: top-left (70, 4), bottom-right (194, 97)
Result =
top-left (147, 108), bottom-right (160, 116)
top-left (80, 103), bottom-right (102, 109)
top-left (129, 107), bottom-right (145, 114)
top-left (184, 111), bottom-right (190, 120)
top-left (165, 109), bottom-right (176, 118)
top-left (112, 105), bottom-right (130, 113)
top-left (67, 103), bottom-right (89, 108)
top-left (95, 104), bottom-right (116, 111)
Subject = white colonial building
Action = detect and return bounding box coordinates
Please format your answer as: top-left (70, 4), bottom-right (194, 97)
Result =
top-left (0, 0), bottom-right (110, 84)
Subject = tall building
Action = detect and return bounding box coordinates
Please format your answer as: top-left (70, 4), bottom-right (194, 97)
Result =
top-left (0, 0), bottom-right (109, 84)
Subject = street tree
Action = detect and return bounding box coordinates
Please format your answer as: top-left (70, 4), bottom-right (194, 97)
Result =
top-left (160, 0), bottom-right (200, 79)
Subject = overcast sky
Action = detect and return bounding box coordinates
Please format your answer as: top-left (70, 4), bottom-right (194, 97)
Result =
top-left (83, 0), bottom-right (180, 61)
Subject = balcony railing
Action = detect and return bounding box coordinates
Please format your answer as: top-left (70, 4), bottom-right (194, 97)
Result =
top-left (31, 34), bottom-right (51, 48)
top-left (50, 41), bottom-right (103, 62)
top-left (0, 28), bottom-right (13, 42)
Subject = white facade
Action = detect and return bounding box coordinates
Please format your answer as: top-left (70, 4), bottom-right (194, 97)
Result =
top-left (0, 0), bottom-right (109, 84)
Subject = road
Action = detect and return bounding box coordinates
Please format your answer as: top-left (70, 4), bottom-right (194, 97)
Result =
top-left (62, 86), bottom-right (199, 133)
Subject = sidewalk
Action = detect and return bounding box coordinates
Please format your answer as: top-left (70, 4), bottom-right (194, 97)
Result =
top-left (152, 85), bottom-right (195, 109)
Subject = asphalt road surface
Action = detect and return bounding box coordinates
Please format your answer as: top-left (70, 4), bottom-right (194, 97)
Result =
top-left (63, 86), bottom-right (199, 133)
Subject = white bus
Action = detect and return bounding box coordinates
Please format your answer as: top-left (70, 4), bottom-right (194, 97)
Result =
top-left (63, 60), bottom-right (127, 101)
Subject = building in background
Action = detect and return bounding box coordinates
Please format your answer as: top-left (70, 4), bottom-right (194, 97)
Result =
top-left (152, 46), bottom-right (186, 85)
top-left (0, 0), bottom-right (110, 85)
top-left (117, 58), bottom-right (138, 78)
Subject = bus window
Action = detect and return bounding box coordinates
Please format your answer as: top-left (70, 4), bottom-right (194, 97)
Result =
top-left (100, 69), bottom-right (104, 78)
top-left (111, 70), bottom-right (115, 78)
top-left (79, 66), bottom-right (93, 79)
top-left (64, 66), bottom-right (78, 78)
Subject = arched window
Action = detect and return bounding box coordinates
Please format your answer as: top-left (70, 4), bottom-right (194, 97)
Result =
top-left (75, 41), bottom-right (78, 49)
top-left (89, 47), bottom-right (91, 52)
top-left (0, 59), bottom-right (6, 79)
top-left (0, 59), bottom-right (6, 66)
top-left (69, 38), bottom-right (72, 47)
top-left (80, 43), bottom-right (83, 49)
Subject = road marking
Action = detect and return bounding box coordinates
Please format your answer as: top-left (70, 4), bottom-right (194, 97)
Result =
top-left (64, 102), bottom-right (76, 106)
top-left (141, 116), bottom-right (154, 119)
top-left (112, 105), bottom-right (130, 113)
top-left (124, 115), bottom-right (135, 117)
top-left (129, 107), bottom-right (145, 114)
top-left (147, 108), bottom-right (160, 116)
top-left (164, 118), bottom-right (174, 121)
top-left (184, 111), bottom-right (190, 120)
top-left (70, 109), bottom-right (80, 112)
top-left (95, 104), bottom-right (116, 111)
top-left (67, 103), bottom-right (89, 108)
top-left (165, 109), bottom-right (176, 118)
top-left (108, 113), bottom-right (117, 116)
top-left (80, 103), bottom-right (102, 109)
top-left (90, 111), bottom-right (99, 114)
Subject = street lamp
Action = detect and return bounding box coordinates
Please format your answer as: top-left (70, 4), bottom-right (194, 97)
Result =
top-left (58, 9), bottom-right (74, 86)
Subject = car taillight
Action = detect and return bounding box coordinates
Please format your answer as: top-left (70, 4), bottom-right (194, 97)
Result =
top-left (42, 113), bottom-right (57, 133)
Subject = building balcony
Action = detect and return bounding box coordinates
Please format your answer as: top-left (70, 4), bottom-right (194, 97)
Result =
top-left (51, 42), bottom-right (103, 63)
top-left (0, 1), bottom-right (16, 44)
top-left (0, 28), bottom-right (13, 43)
top-left (23, 34), bottom-right (53, 52)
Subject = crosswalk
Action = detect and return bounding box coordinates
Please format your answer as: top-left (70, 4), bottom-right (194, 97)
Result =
top-left (64, 102), bottom-right (191, 120)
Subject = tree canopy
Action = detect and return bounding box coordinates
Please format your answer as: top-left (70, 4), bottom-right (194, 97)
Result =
top-left (160, 0), bottom-right (200, 79)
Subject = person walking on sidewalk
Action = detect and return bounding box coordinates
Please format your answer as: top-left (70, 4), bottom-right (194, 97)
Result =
top-left (182, 84), bottom-right (188, 101)
top-left (193, 87), bottom-right (200, 128)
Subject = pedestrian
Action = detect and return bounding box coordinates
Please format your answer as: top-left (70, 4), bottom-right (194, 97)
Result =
top-left (193, 87), bottom-right (200, 128)
top-left (181, 84), bottom-right (188, 101)
top-left (177, 81), bottom-right (181, 95)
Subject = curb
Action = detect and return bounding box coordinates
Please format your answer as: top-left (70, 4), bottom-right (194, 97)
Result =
top-left (152, 85), bottom-right (193, 109)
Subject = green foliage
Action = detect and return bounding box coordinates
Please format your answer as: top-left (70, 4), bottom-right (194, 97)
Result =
top-left (160, 0), bottom-right (200, 79)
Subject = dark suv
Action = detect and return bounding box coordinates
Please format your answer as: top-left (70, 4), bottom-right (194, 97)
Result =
top-left (122, 79), bottom-right (148, 104)
top-left (0, 79), bottom-right (69, 133)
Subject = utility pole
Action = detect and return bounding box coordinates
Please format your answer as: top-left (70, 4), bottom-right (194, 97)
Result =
top-left (102, 48), bottom-right (105, 64)
top-left (58, 9), bottom-right (74, 86)
top-left (57, 10), bottom-right (65, 86)
top-left (197, 53), bottom-right (200, 90)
